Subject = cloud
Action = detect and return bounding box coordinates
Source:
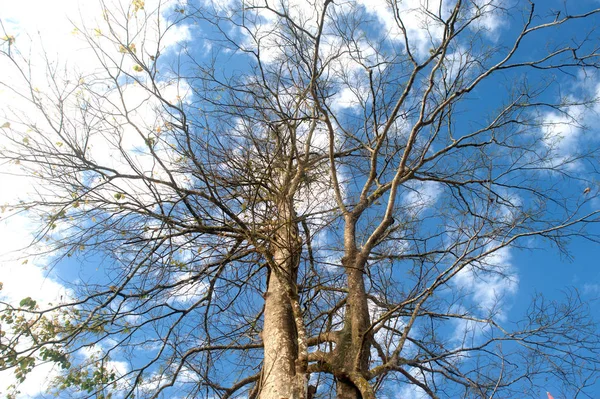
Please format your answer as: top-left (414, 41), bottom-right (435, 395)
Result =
top-left (468, 0), bottom-right (507, 38)
top-left (395, 366), bottom-right (430, 399)
top-left (358, 0), bottom-right (447, 56)
top-left (402, 181), bottom-right (442, 216)
top-left (540, 107), bottom-right (585, 156)
top-left (453, 246), bottom-right (518, 320)
top-left (0, 219), bottom-right (68, 305)
top-left (226, 0), bottom-right (505, 64)
top-left (357, 0), bottom-right (505, 58)
top-left (167, 272), bottom-right (209, 304)
top-left (0, 184), bottom-right (68, 399)
top-left (0, 362), bottom-right (58, 399)
top-left (331, 86), bottom-right (366, 112)
top-left (583, 283), bottom-right (600, 296)
top-left (538, 78), bottom-right (600, 168)
top-left (78, 344), bottom-right (129, 376)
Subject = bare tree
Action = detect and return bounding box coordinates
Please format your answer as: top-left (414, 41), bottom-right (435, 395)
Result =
top-left (1, 0), bottom-right (600, 398)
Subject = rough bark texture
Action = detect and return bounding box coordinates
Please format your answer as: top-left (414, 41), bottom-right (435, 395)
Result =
top-left (259, 197), bottom-right (304, 399)
top-left (333, 219), bottom-right (373, 399)
top-left (335, 262), bottom-right (372, 399)
top-left (260, 266), bottom-right (298, 399)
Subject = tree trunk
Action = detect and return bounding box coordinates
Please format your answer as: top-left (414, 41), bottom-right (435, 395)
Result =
top-left (260, 265), bottom-right (298, 399)
top-left (259, 197), bottom-right (305, 399)
top-left (335, 253), bottom-right (372, 399)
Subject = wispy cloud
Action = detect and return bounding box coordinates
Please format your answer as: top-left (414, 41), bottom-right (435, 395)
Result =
top-left (453, 246), bottom-right (518, 320)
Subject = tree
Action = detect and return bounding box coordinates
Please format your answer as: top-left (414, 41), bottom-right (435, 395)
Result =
top-left (1, 0), bottom-right (600, 398)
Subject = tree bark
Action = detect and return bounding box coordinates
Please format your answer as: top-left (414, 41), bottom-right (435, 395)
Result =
top-left (259, 197), bottom-right (305, 399)
top-left (334, 220), bottom-right (373, 399)
top-left (260, 265), bottom-right (298, 399)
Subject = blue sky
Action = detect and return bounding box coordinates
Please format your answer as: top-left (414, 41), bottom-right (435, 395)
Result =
top-left (1, 0), bottom-right (600, 398)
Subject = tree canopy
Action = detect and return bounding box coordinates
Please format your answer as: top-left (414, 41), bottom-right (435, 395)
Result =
top-left (1, 0), bottom-right (600, 398)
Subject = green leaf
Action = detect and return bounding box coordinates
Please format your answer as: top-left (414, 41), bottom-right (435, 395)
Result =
top-left (19, 297), bottom-right (37, 310)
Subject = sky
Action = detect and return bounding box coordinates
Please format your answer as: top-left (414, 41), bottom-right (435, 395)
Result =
top-left (1, 0), bottom-right (600, 398)
top-left (0, 0), bottom-right (193, 396)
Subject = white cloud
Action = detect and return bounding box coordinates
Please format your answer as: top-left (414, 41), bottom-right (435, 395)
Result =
top-left (227, 0), bottom-right (501, 64)
top-left (331, 86), bottom-right (365, 111)
top-left (540, 108), bottom-right (585, 156)
top-left (227, 0), bottom-right (327, 64)
top-left (167, 272), bottom-right (209, 304)
top-left (395, 366), bottom-right (430, 399)
top-left (0, 362), bottom-right (58, 399)
top-left (356, 0), bottom-right (505, 58)
top-left (1, 0), bottom-right (190, 92)
top-left (538, 79), bottom-right (600, 167)
top-left (0, 163), bottom-right (70, 305)
top-left (79, 344), bottom-right (129, 376)
top-left (0, 222), bottom-right (68, 305)
top-left (453, 246), bottom-right (518, 320)
top-left (468, 0), bottom-right (507, 38)
top-left (402, 181), bottom-right (442, 216)
top-left (583, 283), bottom-right (600, 296)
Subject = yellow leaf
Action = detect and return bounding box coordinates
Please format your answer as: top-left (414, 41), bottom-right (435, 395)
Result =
top-left (2, 35), bottom-right (15, 45)
top-left (0, 122), bottom-right (10, 129)
top-left (133, 65), bottom-right (143, 72)
top-left (94, 28), bottom-right (102, 36)
top-left (22, 259), bottom-right (28, 265)
top-left (133, 0), bottom-right (144, 12)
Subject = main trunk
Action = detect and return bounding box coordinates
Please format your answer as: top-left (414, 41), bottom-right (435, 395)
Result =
top-left (260, 264), bottom-right (298, 399)
top-left (333, 216), bottom-right (373, 399)
top-left (335, 256), bottom-right (372, 399)
top-left (259, 197), bottom-right (305, 399)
